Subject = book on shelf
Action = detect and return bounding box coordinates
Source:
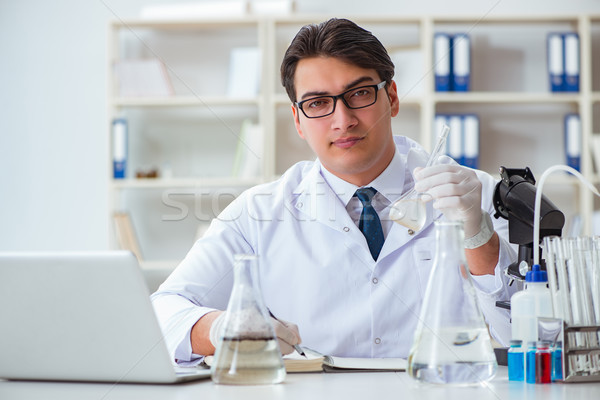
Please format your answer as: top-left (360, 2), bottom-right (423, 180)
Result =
top-left (140, 1), bottom-right (247, 20)
top-left (462, 114), bottom-right (479, 169)
top-left (591, 134), bottom-right (600, 174)
top-left (113, 212), bottom-right (143, 261)
top-left (563, 33), bottom-right (580, 92)
top-left (390, 48), bottom-right (425, 96)
top-left (114, 58), bottom-right (174, 97)
top-left (249, 0), bottom-right (295, 15)
top-left (231, 119), bottom-right (263, 179)
top-left (202, 347), bottom-right (407, 373)
top-left (451, 33), bottom-right (470, 92)
top-left (434, 113), bottom-right (480, 169)
top-left (227, 47), bottom-right (261, 98)
top-left (112, 118), bottom-right (128, 179)
top-left (547, 32), bottom-right (580, 92)
top-left (433, 33), bottom-right (451, 92)
top-left (564, 113), bottom-right (581, 172)
top-left (433, 32), bottom-right (471, 92)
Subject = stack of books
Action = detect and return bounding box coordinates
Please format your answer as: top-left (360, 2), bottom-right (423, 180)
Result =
top-left (434, 114), bottom-right (479, 169)
top-left (547, 33), bottom-right (580, 92)
top-left (434, 33), bottom-right (471, 92)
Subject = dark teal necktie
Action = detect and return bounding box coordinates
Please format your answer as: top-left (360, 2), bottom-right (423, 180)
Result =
top-left (355, 187), bottom-right (384, 261)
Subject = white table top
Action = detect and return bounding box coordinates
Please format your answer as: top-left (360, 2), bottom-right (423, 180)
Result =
top-left (2, 367), bottom-right (600, 400)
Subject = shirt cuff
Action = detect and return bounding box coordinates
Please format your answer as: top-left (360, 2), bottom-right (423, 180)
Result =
top-left (174, 326), bottom-right (204, 366)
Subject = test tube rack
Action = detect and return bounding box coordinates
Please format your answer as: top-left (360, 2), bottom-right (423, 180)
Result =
top-left (562, 324), bottom-right (600, 383)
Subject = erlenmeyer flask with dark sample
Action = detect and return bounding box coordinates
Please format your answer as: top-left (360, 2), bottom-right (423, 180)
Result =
top-left (211, 254), bottom-right (286, 385)
top-left (408, 221), bottom-right (497, 385)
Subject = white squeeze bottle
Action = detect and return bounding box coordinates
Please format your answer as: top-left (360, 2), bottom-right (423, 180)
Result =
top-left (510, 264), bottom-right (553, 345)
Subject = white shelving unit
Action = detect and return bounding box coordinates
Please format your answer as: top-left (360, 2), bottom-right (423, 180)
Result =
top-left (107, 14), bottom-right (600, 268)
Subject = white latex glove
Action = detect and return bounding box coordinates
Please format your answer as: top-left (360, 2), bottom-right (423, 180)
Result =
top-left (209, 312), bottom-right (301, 356)
top-left (413, 156), bottom-right (483, 238)
top-left (269, 316), bottom-right (302, 356)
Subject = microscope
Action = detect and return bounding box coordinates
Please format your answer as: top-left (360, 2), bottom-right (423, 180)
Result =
top-left (492, 166), bottom-right (566, 283)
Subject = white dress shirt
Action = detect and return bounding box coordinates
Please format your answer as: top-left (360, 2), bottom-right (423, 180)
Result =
top-left (151, 136), bottom-right (518, 365)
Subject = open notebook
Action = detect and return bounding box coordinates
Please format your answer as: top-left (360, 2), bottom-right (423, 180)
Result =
top-left (284, 348), bottom-right (407, 372)
top-left (204, 347), bottom-right (407, 373)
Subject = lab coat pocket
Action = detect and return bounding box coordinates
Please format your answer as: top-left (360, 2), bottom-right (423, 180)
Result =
top-left (412, 238), bottom-right (434, 299)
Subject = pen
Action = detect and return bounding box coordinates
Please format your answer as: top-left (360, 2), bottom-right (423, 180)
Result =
top-left (267, 308), bottom-right (306, 358)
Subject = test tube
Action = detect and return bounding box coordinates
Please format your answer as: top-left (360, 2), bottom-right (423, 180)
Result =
top-left (526, 341), bottom-right (537, 384)
top-left (536, 341), bottom-right (552, 384)
top-left (508, 340), bottom-right (524, 381)
top-left (552, 341), bottom-right (563, 381)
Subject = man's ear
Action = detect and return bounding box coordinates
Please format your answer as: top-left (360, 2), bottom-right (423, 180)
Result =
top-left (291, 104), bottom-right (305, 140)
top-left (387, 80), bottom-right (400, 118)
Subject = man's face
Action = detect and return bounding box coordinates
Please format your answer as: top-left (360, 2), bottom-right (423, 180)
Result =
top-left (291, 56), bottom-right (399, 186)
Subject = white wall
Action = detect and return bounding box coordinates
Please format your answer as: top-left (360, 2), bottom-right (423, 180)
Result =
top-left (1, 0), bottom-right (599, 252)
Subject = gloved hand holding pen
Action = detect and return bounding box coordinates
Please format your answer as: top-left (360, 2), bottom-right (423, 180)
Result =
top-left (208, 311), bottom-right (302, 356)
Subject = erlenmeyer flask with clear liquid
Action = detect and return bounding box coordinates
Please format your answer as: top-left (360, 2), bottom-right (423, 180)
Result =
top-left (389, 124), bottom-right (450, 231)
top-left (408, 221), bottom-right (497, 385)
top-left (211, 254), bottom-right (286, 385)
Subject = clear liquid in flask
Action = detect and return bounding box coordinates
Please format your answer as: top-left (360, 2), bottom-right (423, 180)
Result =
top-left (408, 326), bottom-right (497, 385)
top-left (211, 336), bottom-right (286, 385)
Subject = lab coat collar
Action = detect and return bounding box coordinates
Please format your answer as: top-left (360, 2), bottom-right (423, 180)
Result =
top-left (290, 166), bottom-right (377, 266)
top-left (318, 146), bottom-right (406, 206)
top-left (290, 160), bottom-right (354, 227)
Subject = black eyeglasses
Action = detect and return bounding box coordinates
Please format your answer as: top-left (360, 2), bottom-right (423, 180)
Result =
top-left (295, 81), bottom-right (387, 119)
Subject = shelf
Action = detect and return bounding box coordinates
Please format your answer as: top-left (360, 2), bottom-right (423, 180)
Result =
top-left (111, 177), bottom-right (265, 189)
top-left (271, 14), bottom-right (423, 25)
top-left (108, 14), bottom-right (600, 258)
top-left (433, 92), bottom-right (581, 104)
top-left (110, 18), bottom-right (260, 30)
top-left (431, 15), bottom-right (582, 24)
top-left (113, 96), bottom-right (260, 107)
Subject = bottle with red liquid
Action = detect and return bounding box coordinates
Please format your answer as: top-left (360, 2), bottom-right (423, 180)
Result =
top-left (535, 341), bottom-right (552, 384)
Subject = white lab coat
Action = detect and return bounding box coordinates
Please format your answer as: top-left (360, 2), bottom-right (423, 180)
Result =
top-left (151, 136), bottom-right (518, 365)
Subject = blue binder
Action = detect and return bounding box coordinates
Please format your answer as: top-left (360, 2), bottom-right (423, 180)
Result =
top-left (547, 33), bottom-right (564, 92)
top-left (448, 115), bottom-right (463, 165)
top-left (564, 114), bottom-right (581, 171)
top-left (452, 34), bottom-right (470, 92)
top-left (434, 33), bottom-right (452, 92)
top-left (112, 118), bottom-right (128, 179)
top-left (462, 114), bottom-right (479, 169)
top-left (563, 33), bottom-right (580, 92)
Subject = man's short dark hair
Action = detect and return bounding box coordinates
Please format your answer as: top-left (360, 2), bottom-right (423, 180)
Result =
top-left (280, 18), bottom-right (395, 103)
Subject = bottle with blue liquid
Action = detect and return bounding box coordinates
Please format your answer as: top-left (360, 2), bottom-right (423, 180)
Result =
top-left (508, 340), bottom-right (524, 381)
top-left (552, 341), bottom-right (563, 381)
top-left (526, 341), bottom-right (537, 384)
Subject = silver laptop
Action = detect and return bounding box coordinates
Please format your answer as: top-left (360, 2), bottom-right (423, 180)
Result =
top-left (0, 251), bottom-right (211, 384)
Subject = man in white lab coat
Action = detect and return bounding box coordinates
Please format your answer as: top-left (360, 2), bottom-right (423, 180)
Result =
top-left (151, 18), bottom-right (518, 365)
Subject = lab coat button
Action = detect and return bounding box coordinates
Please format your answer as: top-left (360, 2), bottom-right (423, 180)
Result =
top-left (408, 229), bottom-right (415, 235)
top-left (372, 277), bottom-right (378, 284)
top-left (343, 226), bottom-right (350, 232)
top-left (296, 202), bottom-right (303, 208)
top-left (374, 338), bottom-right (381, 345)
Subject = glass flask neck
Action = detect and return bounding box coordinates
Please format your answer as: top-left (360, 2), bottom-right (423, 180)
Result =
top-left (233, 254), bottom-right (259, 289)
top-left (435, 221), bottom-right (466, 255)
